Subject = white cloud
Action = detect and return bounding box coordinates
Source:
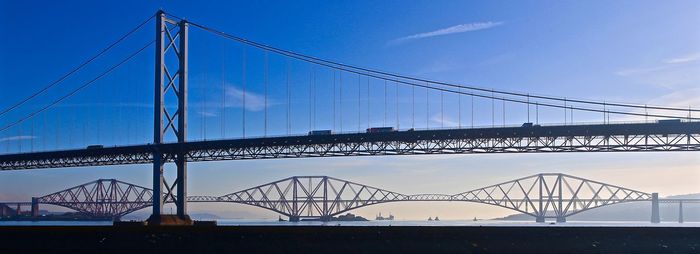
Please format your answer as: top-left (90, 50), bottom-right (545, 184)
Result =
top-left (615, 87), bottom-right (700, 122)
top-left (615, 52), bottom-right (700, 89)
top-left (614, 65), bottom-right (669, 76)
top-left (389, 21), bottom-right (504, 45)
top-left (616, 52), bottom-right (700, 77)
top-left (664, 52), bottom-right (700, 64)
top-left (645, 87), bottom-right (700, 109)
top-left (430, 114), bottom-right (459, 127)
top-left (0, 135), bottom-right (36, 142)
top-left (195, 84), bottom-right (270, 112)
top-left (224, 86), bottom-right (269, 112)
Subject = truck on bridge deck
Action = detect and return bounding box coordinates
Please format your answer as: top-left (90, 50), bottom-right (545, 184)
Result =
top-left (658, 119), bottom-right (682, 124)
top-left (366, 127), bottom-right (396, 133)
top-left (521, 122), bottom-right (541, 128)
top-left (308, 130), bottom-right (332, 136)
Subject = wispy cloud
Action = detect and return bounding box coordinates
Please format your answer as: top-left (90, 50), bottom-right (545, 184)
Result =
top-left (194, 84), bottom-right (270, 112)
top-left (0, 135), bottom-right (36, 142)
top-left (616, 87), bottom-right (700, 122)
top-left (664, 52), bottom-right (700, 64)
top-left (224, 86), bottom-right (269, 112)
top-left (616, 52), bottom-right (700, 76)
top-left (389, 21), bottom-right (504, 45)
top-left (615, 52), bottom-right (700, 89)
top-left (430, 114), bottom-right (459, 127)
top-left (615, 65), bottom-right (670, 76)
top-left (646, 87), bottom-right (700, 108)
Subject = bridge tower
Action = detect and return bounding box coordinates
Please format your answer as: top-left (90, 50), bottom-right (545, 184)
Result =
top-left (147, 10), bottom-right (191, 225)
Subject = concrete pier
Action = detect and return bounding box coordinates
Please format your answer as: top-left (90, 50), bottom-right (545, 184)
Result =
top-left (31, 197), bottom-right (39, 217)
top-left (651, 193), bottom-right (660, 223)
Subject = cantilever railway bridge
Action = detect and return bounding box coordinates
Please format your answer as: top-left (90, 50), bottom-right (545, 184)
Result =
top-left (1, 11), bottom-right (699, 223)
top-left (1, 173), bottom-right (696, 223)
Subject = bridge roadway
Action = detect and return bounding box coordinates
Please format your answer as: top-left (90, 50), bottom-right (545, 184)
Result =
top-left (1, 121), bottom-right (699, 170)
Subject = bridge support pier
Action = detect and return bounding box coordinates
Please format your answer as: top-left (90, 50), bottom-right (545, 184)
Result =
top-left (556, 216), bottom-right (566, 223)
top-left (678, 201), bottom-right (683, 223)
top-left (535, 216), bottom-right (545, 223)
top-left (651, 193), bottom-right (660, 223)
top-left (289, 216), bottom-right (300, 222)
top-left (31, 197), bottom-right (39, 217)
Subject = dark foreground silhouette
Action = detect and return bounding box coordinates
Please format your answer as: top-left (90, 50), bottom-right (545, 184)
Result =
top-left (1, 225), bottom-right (698, 253)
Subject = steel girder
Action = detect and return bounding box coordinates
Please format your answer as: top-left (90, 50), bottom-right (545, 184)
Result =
top-left (206, 174), bottom-right (652, 221)
top-left (19, 174), bottom-right (698, 220)
top-left (1, 122), bottom-right (699, 170)
top-left (37, 179), bottom-right (155, 218)
top-left (215, 176), bottom-right (408, 220)
top-left (450, 173), bottom-right (652, 221)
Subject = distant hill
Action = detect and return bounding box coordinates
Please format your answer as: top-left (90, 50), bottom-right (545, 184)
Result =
top-left (495, 193), bottom-right (700, 222)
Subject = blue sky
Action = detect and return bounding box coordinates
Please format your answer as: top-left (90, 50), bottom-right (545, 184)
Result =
top-left (0, 1), bottom-right (699, 219)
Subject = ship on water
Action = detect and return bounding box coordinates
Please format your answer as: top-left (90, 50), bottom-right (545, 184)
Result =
top-left (375, 212), bottom-right (394, 221)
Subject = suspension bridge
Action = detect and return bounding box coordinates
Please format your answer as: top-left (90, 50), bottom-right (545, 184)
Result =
top-left (1, 173), bottom-right (695, 223)
top-left (0, 11), bottom-right (699, 225)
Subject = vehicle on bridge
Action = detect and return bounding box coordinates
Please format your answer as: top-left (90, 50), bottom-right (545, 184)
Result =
top-left (308, 130), bottom-right (332, 136)
top-left (366, 127), bottom-right (396, 133)
top-left (520, 122), bottom-right (541, 128)
top-left (658, 119), bottom-right (682, 124)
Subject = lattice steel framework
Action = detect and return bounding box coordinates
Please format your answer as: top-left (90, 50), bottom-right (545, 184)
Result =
top-left (215, 176), bottom-right (408, 221)
top-left (37, 179), bottom-right (154, 218)
top-left (151, 10), bottom-right (189, 221)
top-left (15, 174), bottom-right (699, 221)
top-left (451, 173), bottom-right (652, 222)
top-left (2, 122), bottom-right (699, 170)
top-left (202, 174), bottom-right (653, 222)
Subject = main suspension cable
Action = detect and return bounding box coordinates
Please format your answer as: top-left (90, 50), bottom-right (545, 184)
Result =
top-left (0, 41), bottom-right (155, 133)
top-left (0, 14), bottom-right (155, 117)
top-left (175, 15), bottom-right (698, 113)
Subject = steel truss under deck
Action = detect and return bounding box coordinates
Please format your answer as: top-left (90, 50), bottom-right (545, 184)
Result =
top-left (1, 121), bottom-right (699, 170)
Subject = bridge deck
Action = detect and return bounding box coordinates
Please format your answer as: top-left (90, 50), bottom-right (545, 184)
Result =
top-left (1, 121), bottom-right (699, 170)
